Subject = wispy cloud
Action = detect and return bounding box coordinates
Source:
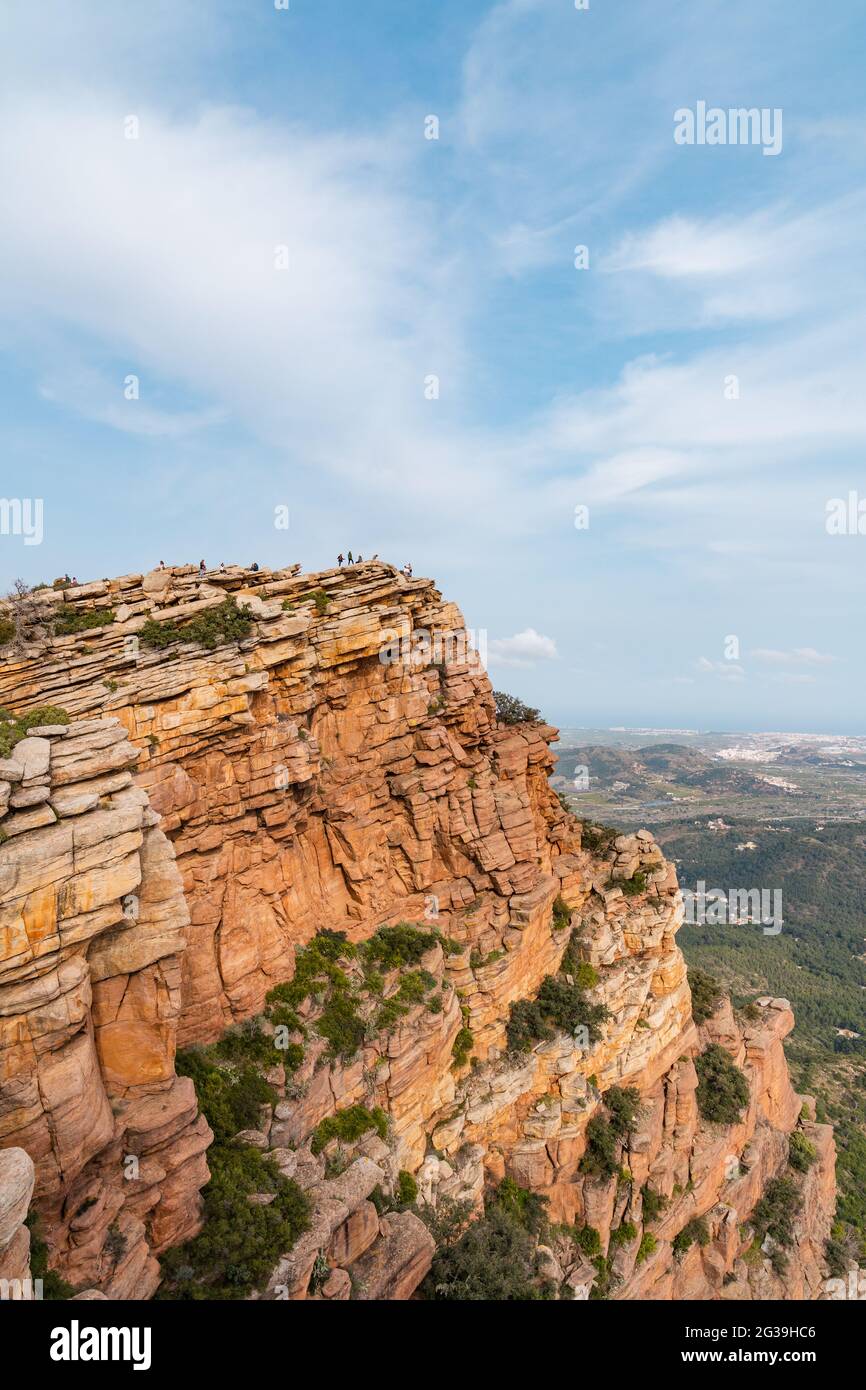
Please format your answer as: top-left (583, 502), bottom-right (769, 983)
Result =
top-left (751, 647), bottom-right (835, 666)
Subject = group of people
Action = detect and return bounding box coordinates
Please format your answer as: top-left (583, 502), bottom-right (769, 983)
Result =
top-left (336, 553), bottom-right (412, 578)
top-left (337, 551), bottom-right (377, 566)
top-left (187, 560), bottom-right (260, 575)
top-left (155, 556), bottom-right (412, 579)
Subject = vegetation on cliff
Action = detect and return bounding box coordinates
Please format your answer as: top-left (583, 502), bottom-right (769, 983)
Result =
top-left (672, 1215), bottom-right (710, 1258)
top-left (52, 605), bottom-right (115, 636)
top-left (140, 596), bottom-right (253, 651)
top-left (493, 690), bottom-right (541, 725)
top-left (506, 927), bottom-right (608, 1053)
top-left (0, 704), bottom-right (69, 758)
top-left (695, 1043), bottom-right (750, 1125)
top-left (579, 1086), bottom-right (641, 1179)
top-left (156, 1146), bottom-right (310, 1300)
top-left (671, 819), bottom-right (866, 1258)
top-left (25, 1211), bottom-right (75, 1300)
top-left (310, 1105), bottom-right (388, 1156)
top-left (421, 1179), bottom-right (555, 1301)
top-left (687, 966), bottom-right (725, 1024)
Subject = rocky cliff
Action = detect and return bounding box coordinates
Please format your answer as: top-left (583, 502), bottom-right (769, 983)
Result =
top-left (0, 562), bottom-right (836, 1300)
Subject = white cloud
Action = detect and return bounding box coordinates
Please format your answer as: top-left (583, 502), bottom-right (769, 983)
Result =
top-left (751, 647), bottom-right (835, 665)
top-left (489, 628), bottom-right (559, 667)
top-left (604, 213), bottom-right (769, 281)
top-left (697, 657), bottom-right (746, 682)
top-left (0, 96), bottom-right (489, 511)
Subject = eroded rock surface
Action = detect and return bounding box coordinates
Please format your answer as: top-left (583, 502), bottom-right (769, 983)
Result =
top-left (0, 718), bottom-right (210, 1297)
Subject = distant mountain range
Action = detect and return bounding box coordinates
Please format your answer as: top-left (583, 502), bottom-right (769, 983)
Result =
top-left (552, 742), bottom-right (788, 801)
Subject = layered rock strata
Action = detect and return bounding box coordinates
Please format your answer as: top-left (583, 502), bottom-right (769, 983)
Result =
top-left (0, 717), bottom-right (211, 1297)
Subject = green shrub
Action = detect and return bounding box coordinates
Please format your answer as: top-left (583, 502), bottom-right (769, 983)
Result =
top-left (375, 969), bottom-right (436, 1032)
top-left (396, 1170), bottom-right (419, 1206)
top-left (824, 1236), bottom-right (850, 1278)
top-left (316, 991), bottom-right (366, 1059)
top-left (174, 1048), bottom-right (274, 1142)
top-left (290, 589), bottom-right (331, 615)
top-left (605, 1085), bottom-right (641, 1138)
top-left (156, 1146), bottom-right (309, 1299)
top-left (140, 597), bottom-right (252, 651)
top-left (689, 967), bottom-right (725, 1024)
top-left (213, 1018), bottom-right (280, 1068)
top-left (750, 1176), bottom-right (801, 1249)
top-left (264, 985), bottom-right (306, 1026)
top-left (493, 691), bottom-right (541, 726)
top-left (641, 1184), bottom-right (669, 1223)
top-left (579, 1115), bottom-right (619, 1180)
top-left (577, 1091), bottom-right (639, 1180)
top-left (0, 704), bottom-right (70, 758)
top-left (418, 1195), bottom-right (475, 1250)
top-left (609, 1220), bottom-right (637, 1247)
top-left (673, 1216), bottom-right (710, 1257)
top-left (362, 922), bottom-right (440, 970)
top-left (636, 1232), bottom-right (657, 1264)
top-left (552, 895), bottom-right (572, 931)
top-left (52, 605), bottom-right (115, 636)
top-left (589, 1255), bottom-right (621, 1300)
top-left (487, 1178), bottom-right (549, 1236)
top-left (506, 974), bottom-right (609, 1053)
top-left (452, 1026), bottom-right (474, 1068)
top-left (695, 1044), bottom-right (750, 1125)
top-left (607, 870), bottom-right (647, 897)
top-left (470, 948), bottom-right (505, 970)
top-left (579, 821), bottom-right (618, 855)
top-left (310, 1105), bottom-right (388, 1156)
top-left (573, 1224), bottom-right (601, 1257)
top-left (788, 1131), bottom-right (817, 1173)
top-left (574, 961), bottom-right (599, 989)
top-left (422, 1202), bottom-right (551, 1300)
top-left (0, 618), bottom-right (15, 646)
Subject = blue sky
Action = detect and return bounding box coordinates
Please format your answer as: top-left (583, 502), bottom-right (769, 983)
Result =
top-left (2, 0), bottom-right (866, 731)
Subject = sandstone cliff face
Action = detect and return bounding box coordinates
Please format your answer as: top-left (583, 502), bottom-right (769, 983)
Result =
top-left (0, 716), bottom-right (211, 1297)
top-left (0, 1146), bottom-right (35, 1291)
top-left (0, 563), bottom-right (835, 1299)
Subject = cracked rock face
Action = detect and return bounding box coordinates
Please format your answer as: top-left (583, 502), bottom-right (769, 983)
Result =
top-left (0, 716), bottom-right (210, 1297)
top-left (0, 563), bottom-right (837, 1299)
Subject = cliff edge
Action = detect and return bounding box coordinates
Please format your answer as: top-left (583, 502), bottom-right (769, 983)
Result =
top-left (0, 562), bottom-right (836, 1299)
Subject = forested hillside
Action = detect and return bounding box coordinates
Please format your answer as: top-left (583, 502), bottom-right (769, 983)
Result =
top-left (657, 819), bottom-right (866, 1265)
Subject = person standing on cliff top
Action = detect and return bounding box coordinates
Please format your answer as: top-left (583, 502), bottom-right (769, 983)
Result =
top-left (199, 559), bottom-right (206, 574)
top-left (337, 553), bottom-right (344, 567)
top-left (347, 551), bottom-right (353, 564)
